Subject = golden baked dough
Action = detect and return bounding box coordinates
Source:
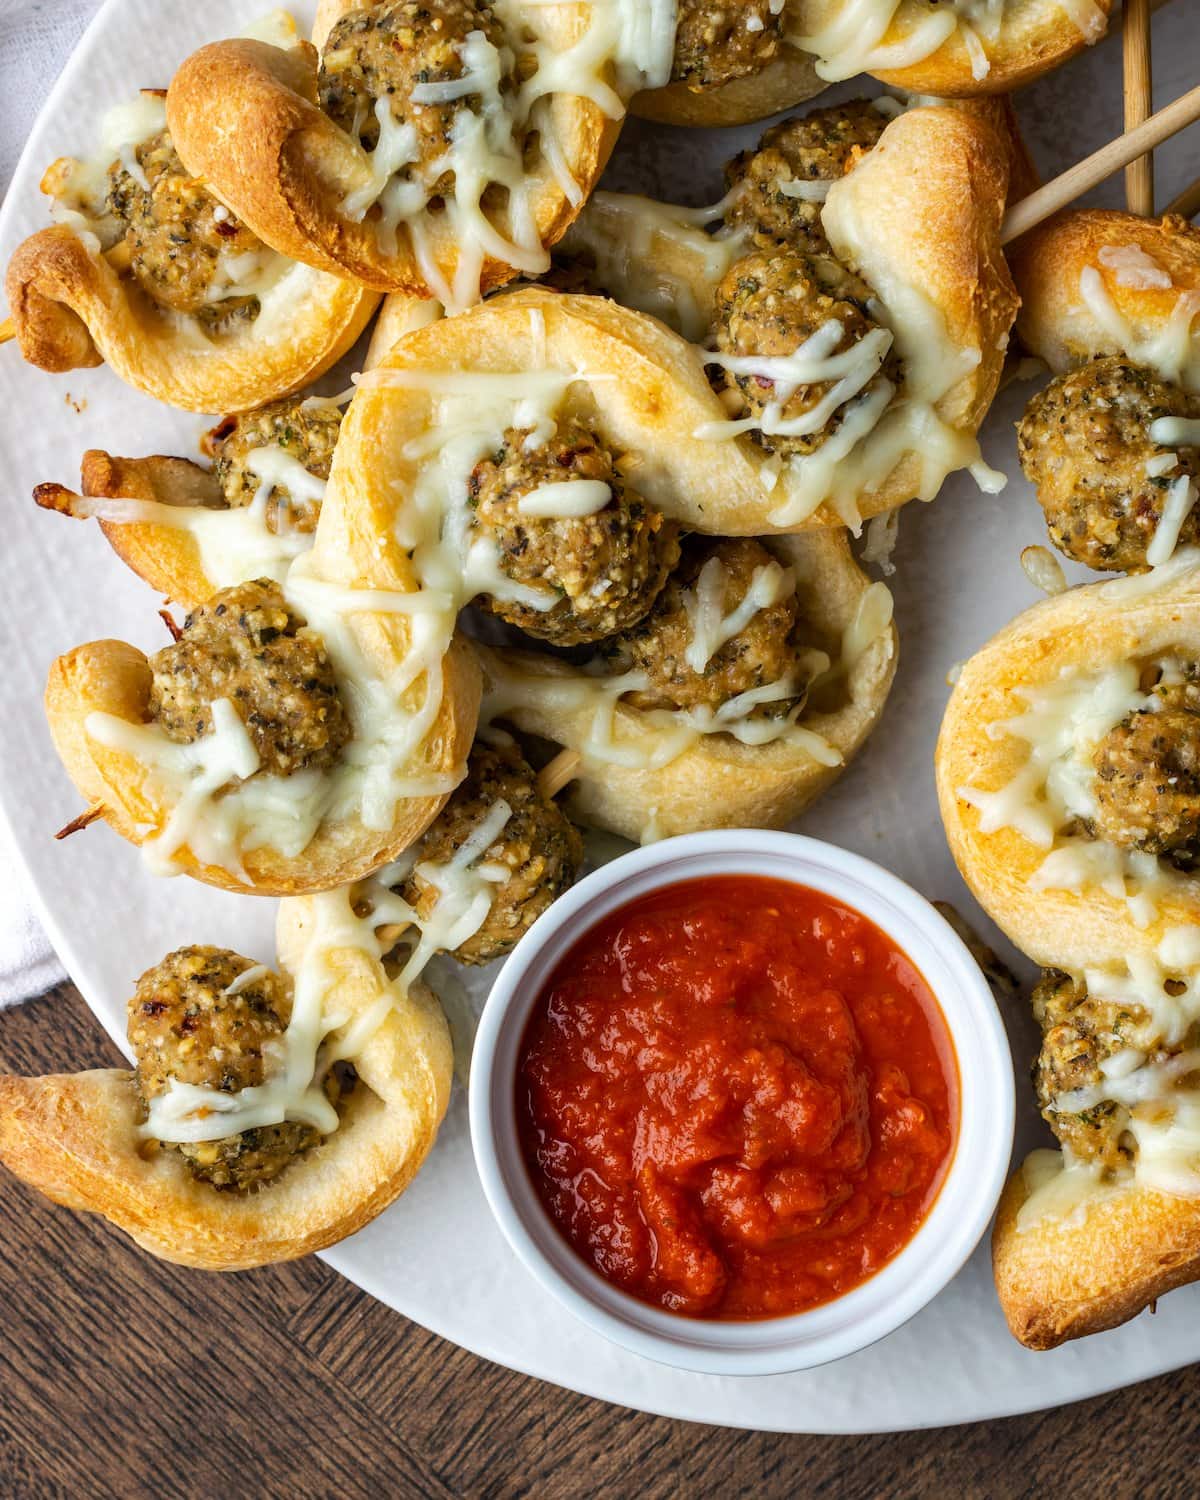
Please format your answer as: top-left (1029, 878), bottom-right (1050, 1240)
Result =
top-left (43, 394), bottom-right (484, 894)
top-left (0, 917), bottom-right (452, 1271)
top-left (6, 225), bottom-right (376, 414)
top-left (631, 43), bottom-right (825, 127)
top-left (993, 1150), bottom-right (1200, 1350)
top-left (165, 1), bottom-right (630, 303)
top-left (937, 557), bottom-right (1200, 1347)
top-left (936, 557), bottom-right (1200, 971)
top-left (555, 104), bottom-right (1017, 529)
top-left (35, 447), bottom-right (297, 613)
top-left (5, 74), bottom-right (378, 412)
top-left (479, 528), bottom-right (897, 843)
top-left (791, 0), bottom-right (1112, 96)
top-left (1012, 209), bottom-right (1200, 389)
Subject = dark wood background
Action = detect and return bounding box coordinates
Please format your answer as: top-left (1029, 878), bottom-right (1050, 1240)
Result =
top-left (3, 983), bottom-right (1197, 1500)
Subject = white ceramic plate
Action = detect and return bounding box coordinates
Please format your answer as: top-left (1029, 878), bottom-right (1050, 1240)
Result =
top-left (2, 0), bottom-right (1197, 1434)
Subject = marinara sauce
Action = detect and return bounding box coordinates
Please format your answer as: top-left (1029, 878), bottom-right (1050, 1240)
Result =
top-left (516, 875), bottom-right (958, 1319)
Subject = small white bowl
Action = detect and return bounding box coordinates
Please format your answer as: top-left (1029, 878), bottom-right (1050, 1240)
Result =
top-left (469, 830), bottom-right (1014, 1376)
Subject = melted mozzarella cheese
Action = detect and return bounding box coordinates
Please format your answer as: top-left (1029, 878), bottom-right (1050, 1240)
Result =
top-left (559, 190), bottom-right (750, 344)
top-left (70, 476), bottom-right (313, 592)
top-left (682, 556), bottom-right (794, 673)
top-left (1078, 265), bottom-right (1200, 392)
top-left (343, 2), bottom-right (678, 310)
top-left (1097, 243), bottom-right (1174, 291)
top-left (1146, 476), bottom-right (1199, 569)
top-left (791, 0), bottom-right (1103, 84)
top-left (516, 479), bottom-right (611, 518)
top-left (958, 657), bottom-right (1195, 923)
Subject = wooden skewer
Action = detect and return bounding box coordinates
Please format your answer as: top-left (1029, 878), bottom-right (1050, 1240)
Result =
top-left (0, 316), bottom-right (13, 347)
top-left (536, 748), bottom-right (582, 800)
top-left (1002, 82), bottom-right (1200, 245)
top-left (1165, 176), bottom-right (1200, 219)
top-left (1123, 0), bottom-right (1155, 216)
top-left (54, 805), bottom-right (104, 840)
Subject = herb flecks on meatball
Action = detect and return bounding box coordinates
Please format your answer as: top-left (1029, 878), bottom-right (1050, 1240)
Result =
top-left (712, 250), bottom-right (897, 459)
top-left (468, 418), bottom-right (680, 645)
top-left (106, 129), bottom-right (265, 327)
top-left (209, 397), bottom-right (343, 535)
top-left (149, 579), bottom-right (350, 778)
top-left (670, 0), bottom-right (783, 91)
top-left (601, 537), bottom-right (811, 720)
top-left (319, 0), bottom-right (509, 188)
top-left (1017, 357), bottom-right (1200, 573)
top-left (1091, 682), bottom-right (1200, 857)
top-left (128, 945), bottom-right (330, 1190)
top-left (400, 741), bottom-right (583, 964)
top-left (724, 101), bottom-right (888, 251)
top-left (1031, 969), bottom-right (1141, 1172)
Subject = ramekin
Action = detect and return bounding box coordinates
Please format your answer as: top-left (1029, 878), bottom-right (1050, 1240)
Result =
top-left (469, 830), bottom-right (1014, 1376)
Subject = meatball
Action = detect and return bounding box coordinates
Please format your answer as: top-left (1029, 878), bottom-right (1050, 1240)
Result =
top-left (106, 130), bottom-right (265, 326)
top-left (711, 250), bottom-right (897, 459)
top-left (400, 740), bottom-right (583, 964)
top-left (601, 537), bottom-right (811, 719)
top-left (1017, 357), bottom-right (1200, 572)
top-left (1091, 683), bottom-right (1200, 857)
top-left (149, 579), bottom-right (351, 778)
top-left (1031, 969), bottom-right (1140, 1171)
top-left (724, 101), bottom-right (888, 251)
top-left (670, 0), bottom-right (782, 90)
top-left (128, 945), bottom-right (329, 1189)
top-left (319, 0), bottom-right (508, 185)
top-left (468, 418), bottom-right (680, 645)
top-left (208, 397), bottom-right (343, 534)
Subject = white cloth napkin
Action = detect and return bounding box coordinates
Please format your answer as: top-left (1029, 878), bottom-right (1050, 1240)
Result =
top-left (0, 0), bottom-right (98, 1002)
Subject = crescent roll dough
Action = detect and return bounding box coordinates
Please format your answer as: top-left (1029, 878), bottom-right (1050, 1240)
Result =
top-left (937, 557), bottom-right (1200, 1347)
top-left (992, 1149), bottom-right (1200, 1350)
top-left (631, 41), bottom-right (825, 127)
top-left (790, 0), bottom-right (1112, 96)
top-left (479, 528), bottom-right (897, 843)
top-left (1011, 209), bottom-right (1200, 391)
top-left (936, 556), bottom-right (1200, 971)
top-left (556, 104), bottom-right (1017, 530)
top-left (166, 1), bottom-right (629, 304)
top-left (6, 68), bottom-right (378, 413)
top-left (44, 407), bottom-right (484, 894)
top-left (0, 919), bottom-right (452, 1271)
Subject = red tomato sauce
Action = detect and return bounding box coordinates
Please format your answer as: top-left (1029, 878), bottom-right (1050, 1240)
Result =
top-left (516, 875), bottom-right (958, 1320)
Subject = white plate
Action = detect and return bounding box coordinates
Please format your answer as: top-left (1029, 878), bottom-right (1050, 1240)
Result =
top-left (2, 0), bottom-right (1197, 1435)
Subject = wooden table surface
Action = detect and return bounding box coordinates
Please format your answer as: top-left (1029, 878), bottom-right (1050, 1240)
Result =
top-left (3, 983), bottom-right (1197, 1499)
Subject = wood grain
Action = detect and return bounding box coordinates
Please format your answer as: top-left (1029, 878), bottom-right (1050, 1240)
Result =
top-left (1, 983), bottom-right (1197, 1498)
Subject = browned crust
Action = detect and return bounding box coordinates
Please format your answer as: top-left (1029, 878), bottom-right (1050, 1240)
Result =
top-left (993, 1156), bottom-right (1200, 1350)
top-left (934, 563), bottom-right (1200, 973)
top-left (0, 961), bottom-right (452, 1271)
top-left (853, 0), bottom-right (1115, 96)
top-left (79, 450), bottom-right (221, 610)
top-left (166, 26), bottom-right (618, 296)
top-left (631, 47), bottom-right (825, 126)
top-left (1011, 209), bottom-right (1200, 373)
top-left (44, 626), bottom-right (479, 897)
top-left (481, 528), bottom-right (897, 842)
top-left (4, 225), bottom-right (378, 413)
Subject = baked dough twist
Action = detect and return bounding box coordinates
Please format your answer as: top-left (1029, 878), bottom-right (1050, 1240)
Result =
top-left (789, 0), bottom-right (1112, 97)
top-left (0, 912), bottom-right (452, 1270)
top-left (555, 104), bottom-right (1018, 530)
top-left (43, 390), bottom-right (482, 895)
top-left (479, 528), bottom-right (896, 843)
top-left (165, 2), bottom-right (632, 303)
top-left (937, 557), bottom-right (1200, 1348)
top-left (1012, 209), bottom-right (1200, 390)
top-left (4, 76), bottom-right (378, 413)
